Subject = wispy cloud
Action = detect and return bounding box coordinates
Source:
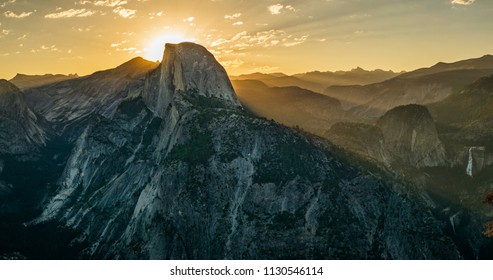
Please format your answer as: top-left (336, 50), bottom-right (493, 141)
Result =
top-left (183, 16), bottom-right (195, 26)
top-left (220, 59), bottom-right (244, 69)
top-left (224, 13), bottom-right (241, 20)
top-left (29, 45), bottom-right (63, 54)
top-left (4, 11), bottom-right (34, 18)
top-left (45, 9), bottom-right (96, 19)
top-left (232, 21), bottom-right (243, 26)
top-left (451, 0), bottom-right (475, 5)
top-left (268, 4), bottom-right (296, 15)
top-left (0, 0), bottom-right (16, 8)
top-left (113, 6), bottom-right (136, 18)
top-left (110, 40), bottom-right (127, 47)
top-left (283, 35), bottom-right (308, 47)
top-left (210, 30), bottom-right (309, 52)
top-left (148, 11), bottom-right (163, 19)
top-left (94, 0), bottom-right (127, 7)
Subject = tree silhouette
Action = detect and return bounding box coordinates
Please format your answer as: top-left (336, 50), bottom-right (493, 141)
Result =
top-left (483, 190), bottom-right (493, 237)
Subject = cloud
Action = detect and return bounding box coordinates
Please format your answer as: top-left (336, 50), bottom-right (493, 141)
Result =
top-left (268, 4), bottom-right (284, 15)
top-left (0, 0), bottom-right (16, 8)
top-left (110, 40), bottom-right (127, 47)
top-left (4, 11), bottom-right (34, 18)
top-left (210, 30), bottom-right (308, 51)
top-left (283, 35), bottom-right (308, 47)
top-left (268, 4), bottom-right (296, 15)
top-left (451, 0), bottom-right (475, 5)
top-left (0, 29), bottom-right (10, 38)
top-left (232, 21), bottom-right (243, 26)
top-left (31, 45), bottom-right (61, 52)
top-left (148, 11), bottom-right (163, 19)
top-left (285, 5), bottom-right (296, 12)
top-left (220, 59), bottom-right (244, 69)
top-left (45, 9), bottom-right (96, 19)
top-left (94, 0), bottom-right (127, 7)
top-left (224, 13), bottom-right (241, 20)
top-left (183, 16), bottom-right (195, 26)
top-left (113, 6), bottom-right (136, 18)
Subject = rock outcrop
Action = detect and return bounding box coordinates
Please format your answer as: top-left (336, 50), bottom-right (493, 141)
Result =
top-left (0, 80), bottom-right (46, 154)
top-left (144, 42), bottom-right (239, 117)
top-left (324, 122), bottom-right (390, 164)
top-left (376, 104), bottom-right (447, 167)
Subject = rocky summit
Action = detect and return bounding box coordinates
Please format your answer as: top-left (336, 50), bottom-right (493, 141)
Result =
top-left (376, 104), bottom-right (447, 168)
top-left (0, 43), bottom-right (466, 260)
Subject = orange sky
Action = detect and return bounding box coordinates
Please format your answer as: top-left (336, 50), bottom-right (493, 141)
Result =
top-left (1, 0), bottom-right (492, 79)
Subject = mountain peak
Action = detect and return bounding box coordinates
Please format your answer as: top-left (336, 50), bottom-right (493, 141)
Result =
top-left (0, 79), bottom-right (20, 94)
top-left (107, 56), bottom-right (159, 79)
top-left (9, 73), bottom-right (80, 90)
top-left (155, 42), bottom-right (239, 109)
top-left (461, 74), bottom-right (493, 95)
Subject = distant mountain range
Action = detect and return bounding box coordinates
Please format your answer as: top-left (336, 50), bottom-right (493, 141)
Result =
top-left (325, 55), bottom-right (493, 120)
top-left (10, 73), bottom-right (79, 90)
top-left (231, 67), bottom-right (401, 93)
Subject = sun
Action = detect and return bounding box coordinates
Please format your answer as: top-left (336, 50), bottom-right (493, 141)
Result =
top-left (143, 33), bottom-right (196, 62)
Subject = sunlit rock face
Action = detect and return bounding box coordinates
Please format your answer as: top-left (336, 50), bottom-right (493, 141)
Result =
top-left (0, 79), bottom-right (46, 154)
top-left (23, 57), bottom-right (159, 127)
top-left (143, 42), bottom-right (239, 117)
top-left (32, 43), bottom-right (461, 260)
top-left (377, 104), bottom-right (447, 168)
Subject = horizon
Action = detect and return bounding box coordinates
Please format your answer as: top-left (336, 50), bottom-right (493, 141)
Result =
top-left (4, 51), bottom-right (492, 81)
top-left (1, 0), bottom-right (492, 79)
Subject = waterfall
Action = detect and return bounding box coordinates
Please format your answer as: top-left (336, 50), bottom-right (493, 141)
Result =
top-left (466, 147), bottom-right (473, 177)
top-left (450, 212), bottom-right (460, 234)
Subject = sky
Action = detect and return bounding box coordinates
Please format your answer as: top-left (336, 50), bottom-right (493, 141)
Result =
top-left (1, 0), bottom-right (492, 79)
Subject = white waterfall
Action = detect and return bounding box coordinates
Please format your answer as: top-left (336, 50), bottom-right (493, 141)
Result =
top-left (450, 212), bottom-right (460, 234)
top-left (466, 147), bottom-right (473, 177)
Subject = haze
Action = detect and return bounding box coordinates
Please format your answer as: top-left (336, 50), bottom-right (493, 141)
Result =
top-left (1, 0), bottom-right (492, 79)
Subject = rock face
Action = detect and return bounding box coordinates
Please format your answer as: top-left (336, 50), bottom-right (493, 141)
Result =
top-left (0, 80), bottom-right (46, 154)
top-left (24, 57), bottom-right (159, 127)
top-left (145, 42), bottom-right (239, 117)
top-left (324, 122), bottom-right (390, 164)
top-left (377, 104), bottom-right (447, 167)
